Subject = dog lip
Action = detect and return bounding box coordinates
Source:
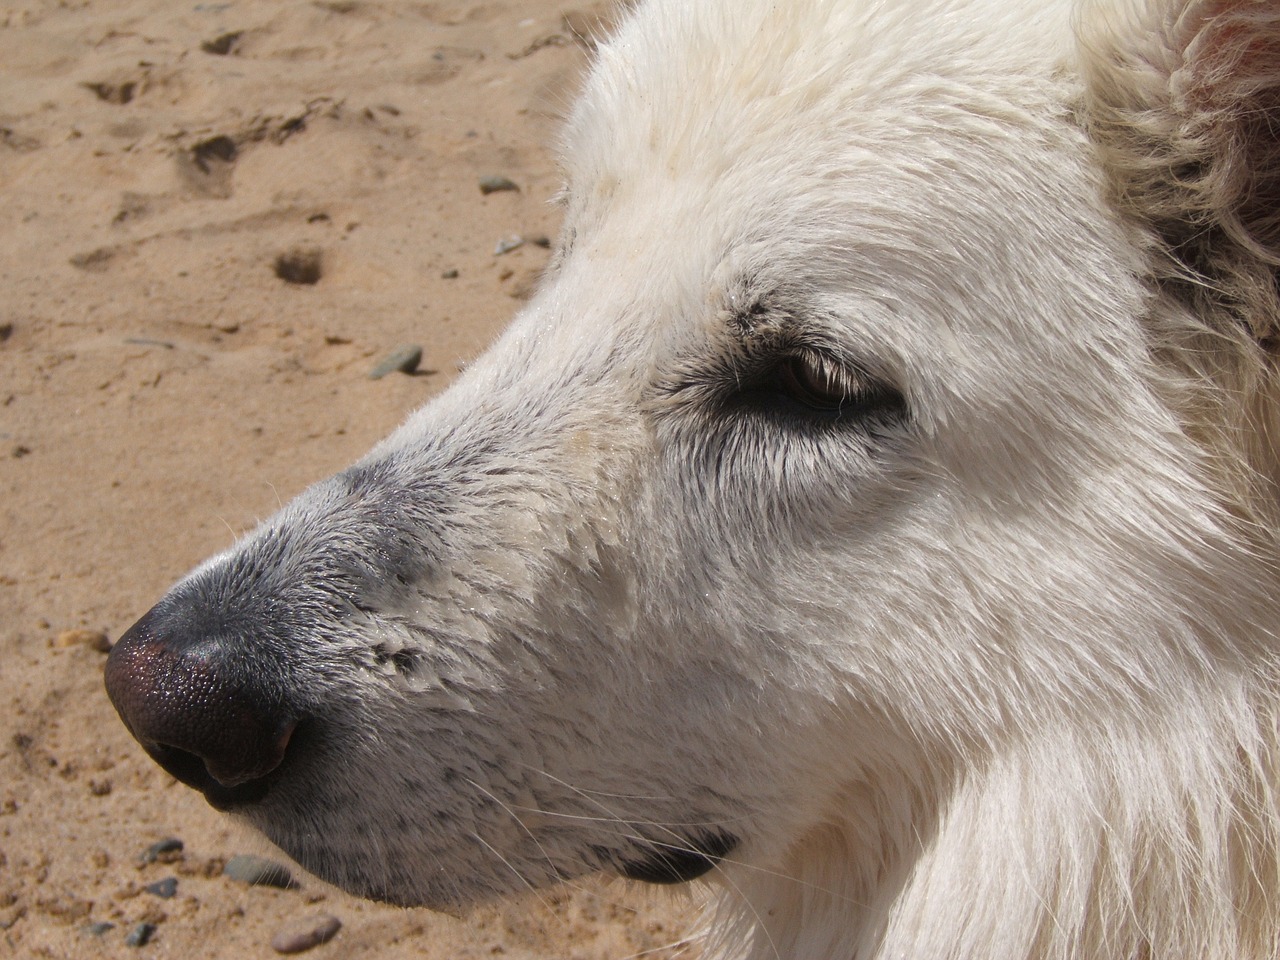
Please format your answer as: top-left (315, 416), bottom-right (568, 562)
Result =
top-left (617, 831), bottom-right (739, 884)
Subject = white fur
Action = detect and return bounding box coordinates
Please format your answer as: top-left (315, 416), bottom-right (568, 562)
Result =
top-left (124, 0), bottom-right (1280, 956)
top-left (526, 4), bottom-right (1280, 950)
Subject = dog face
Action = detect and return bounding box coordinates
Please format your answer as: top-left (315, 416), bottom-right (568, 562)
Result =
top-left (106, 0), bottom-right (1280, 934)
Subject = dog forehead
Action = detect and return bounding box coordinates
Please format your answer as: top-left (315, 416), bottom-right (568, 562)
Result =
top-left (551, 0), bottom-right (1092, 325)
top-left (562, 0), bottom-right (1079, 197)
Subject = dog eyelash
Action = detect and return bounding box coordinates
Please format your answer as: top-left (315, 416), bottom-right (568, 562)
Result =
top-left (659, 338), bottom-right (906, 429)
top-left (761, 350), bottom-right (906, 423)
top-left (777, 352), bottom-right (864, 412)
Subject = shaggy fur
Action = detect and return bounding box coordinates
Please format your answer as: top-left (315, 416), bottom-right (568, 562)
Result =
top-left (105, 0), bottom-right (1280, 957)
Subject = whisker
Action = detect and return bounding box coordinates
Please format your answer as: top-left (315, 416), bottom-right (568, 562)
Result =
top-left (514, 761), bottom-right (685, 804)
top-left (464, 777), bottom-right (705, 922)
top-left (464, 776), bottom-right (564, 879)
top-left (616, 929), bottom-right (703, 960)
top-left (534, 769), bottom-right (709, 871)
top-left (522, 765), bottom-right (874, 908)
top-left (709, 863), bottom-right (785, 960)
top-left (501, 803), bottom-right (754, 832)
top-left (468, 830), bottom-right (557, 916)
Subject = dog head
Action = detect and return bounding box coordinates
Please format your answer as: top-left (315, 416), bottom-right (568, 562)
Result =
top-left (106, 0), bottom-right (1280, 945)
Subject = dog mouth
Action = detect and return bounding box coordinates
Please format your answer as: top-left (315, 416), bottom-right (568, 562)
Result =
top-left (615, 830), bottom-right (739, 884)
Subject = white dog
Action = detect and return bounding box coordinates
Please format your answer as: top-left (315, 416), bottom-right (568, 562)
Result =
top-left (106, 0), bottom-right (1280, 956)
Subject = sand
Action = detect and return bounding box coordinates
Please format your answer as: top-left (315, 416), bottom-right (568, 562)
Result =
top-left (0, 1), bottom-right (704, 956)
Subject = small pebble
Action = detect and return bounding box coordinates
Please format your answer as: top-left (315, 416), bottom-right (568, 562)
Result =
top-left (368, 345), bottom-right (422, 380)
top-left (223, 854), bottom-right (297, 889)
top-left (125, 922), bottom-right (156, 947)
top-left (478, 175), bottom-right (519, 195)
top-left (82, 921), bottom-right (115, 937)
top-left (138, 838), bottom-right (183, 865)
top-left (440, 268), bottom-right (459, 279)
top-left (201, 30), bottom-right (242, 55)
top-left (55, 629), bottom-right (111, 652)
top-left (271, 912), bottom-right (342, 954)
top-left (145, 877), bottom-right (178, 899)
top-left (494, 235), bottom-right (524, 255)
top-left (274, 247), bottom-right (323, 285)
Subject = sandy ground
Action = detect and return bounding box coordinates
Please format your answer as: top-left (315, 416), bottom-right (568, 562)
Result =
top-left (0, 1), bottom-right (705, 956)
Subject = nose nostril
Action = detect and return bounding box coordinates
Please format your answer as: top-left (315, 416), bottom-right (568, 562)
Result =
top-left (201, 718), bottom-right (297, 787)
top-left (147, 741), bottom-right (216, 790)
top-left (143, 741), bottom-right (275, 808)
top-left (145, 721), bottom-right (295, 786)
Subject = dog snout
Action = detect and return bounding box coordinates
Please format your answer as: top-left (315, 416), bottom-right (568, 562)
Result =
top-left (104, 600), bottom-right (299, 808)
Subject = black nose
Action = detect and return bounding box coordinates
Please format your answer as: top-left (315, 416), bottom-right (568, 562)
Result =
top-left (104, 600), bottom-right (298, 808)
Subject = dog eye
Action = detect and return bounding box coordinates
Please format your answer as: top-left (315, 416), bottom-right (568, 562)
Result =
top-left (777, 352), bottom-right (865, 413)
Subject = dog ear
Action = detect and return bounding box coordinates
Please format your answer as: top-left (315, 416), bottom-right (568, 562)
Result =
top-left (1083, 0), bottom-right (1280, 345)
